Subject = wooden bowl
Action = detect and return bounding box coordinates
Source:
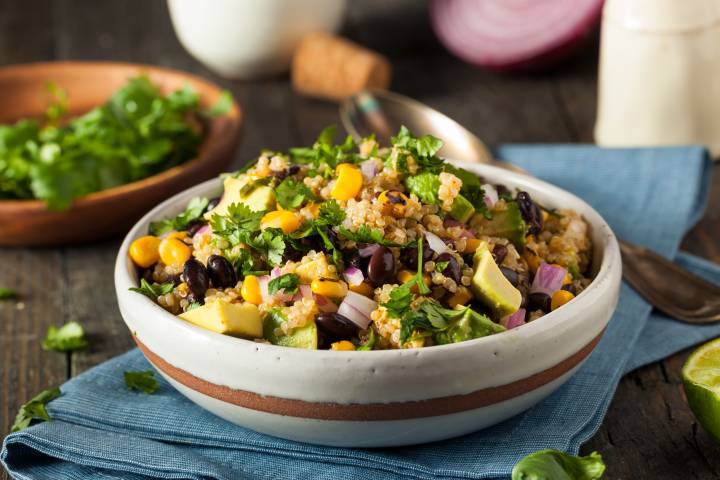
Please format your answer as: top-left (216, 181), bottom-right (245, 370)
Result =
top-left (0, 62), bottom-right (242, 247)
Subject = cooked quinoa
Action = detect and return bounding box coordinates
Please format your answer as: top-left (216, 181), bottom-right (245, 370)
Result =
top-left (129, 127), bottom-right (593, 350)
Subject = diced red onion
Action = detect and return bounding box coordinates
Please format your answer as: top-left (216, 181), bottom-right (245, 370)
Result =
top-left (425, 231), bottom-right (449, 254)
top-left (337, 291), bottom-right (377, 330)
top-left (195, 224), bottom-right (210, 236)
top-left (530, 263), bottom-right (567, 296)
top-left (360, 159), bottom-right (379, 180)
top-left (482, 183), bottom-right (498, 208)
top-left (342, 267), bottom-right (365, 287)
top-left (257, 275), bottom-right (270, 302)
top-left (501, 308), bottom-right (526, 329)
top-left (314, 293), bottom-right (338, 313)
top-left (292, 284), bottom-right (314, 302)
top-left (359, 244), bottom-right (381, 258)
top-left (443, 219), bottom-right (475, 239)
top-left (430, 0), bottom-right (602, 71)
top-left (270, 267), bottom-right (282, 279)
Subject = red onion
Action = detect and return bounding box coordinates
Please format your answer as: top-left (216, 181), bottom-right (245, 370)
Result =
top-left (292, 284), bottom-right (314, 302)
top-left (482, 183), bottom-right (498, 208)
top-left (314, 293), bottom-right (338, 313)
top-left (195, 224), bottom-right (211, 236)
top-left (530, 263), bottom-right (567, 296)
top-left (337, 291), bottom-right (377, 330)
top-left (257, 275), bottom-right (270, 302)
top-left (360, 159), bottom-right (379, 180)
top-left (425, 231), bottom-right (449, 255)
top-left (501, 308), bottom-right (526, 329)
top-left (270, 267), bottom-right (282, 279)
top-left (342, 267), bottom-right (365, 286)
top-left (443, 218), bottom-right (475, 239)
top-left (430, 0), bottom-right (602, 71)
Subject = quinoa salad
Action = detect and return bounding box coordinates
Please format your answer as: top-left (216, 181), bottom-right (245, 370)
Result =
top-left (128, 127), bottom-right (592, 351)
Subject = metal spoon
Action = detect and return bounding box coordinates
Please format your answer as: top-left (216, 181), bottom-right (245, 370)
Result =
top-left (340, 89), bottom-right (720, 324)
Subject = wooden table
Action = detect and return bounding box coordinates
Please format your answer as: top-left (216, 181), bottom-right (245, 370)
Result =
top-left (2, 1), bottom-right (718, 478)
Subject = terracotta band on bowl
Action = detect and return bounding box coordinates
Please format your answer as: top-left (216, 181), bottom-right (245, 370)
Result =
top-left (135, 330), bottom-right (603, 421)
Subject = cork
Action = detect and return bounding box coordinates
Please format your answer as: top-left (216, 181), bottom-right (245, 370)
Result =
top-left (292, 32), bottom-right (392, 101)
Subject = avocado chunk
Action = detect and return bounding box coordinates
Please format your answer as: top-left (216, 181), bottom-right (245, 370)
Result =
top-left (263, 311), bottom-right (318, 349)
top-left (179, 300), bottom-right (263, 338)
top-left (471, 241), bottom-right (522, 317)
top-left (433, 308), bottom-right (506, 345)
top-left (449, 194), bottom-right (475, 223)
top-left (205, 176), bottom-right (276, 219)
top-left (473, 201), bottom-right (527, 248)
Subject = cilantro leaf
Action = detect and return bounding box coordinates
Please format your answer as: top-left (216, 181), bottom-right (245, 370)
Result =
top-left (203, 90), bottom-right (234, 118)
top-left (129, 279), bottom-right (175, 300)
top-left (149, 196), bottom-right (209, 235)
top-left (444, 165), bottom-right (490, 218)
top-left (512, 449), bottom-right (606, 480)
top-left (317, 200), bottom-right (345, 226)
top-left (357, 328), bottom-right (376, 351)
top-left (275, 178), bottom-right (317, 210)
top-left (435, 261), bottom-right (450, 272)
top-left (268, 273), bottom-right (300, 296)
top-left (0, 287), bottom-right (17, 300)
top-left (124, 370), bottom-right (160, 394)
top-left (210, 202), bottom-right (264, 246)
top-left (42, 321), bottom-right (88, 352)
top-left (11, 387), bottom-right (62, 432)
top-left (391, 126), bottom-right (445, 173)
top-left (338, 225), bottom-right (405, 247)
top-left (289, 125), bottom-right (357, 172)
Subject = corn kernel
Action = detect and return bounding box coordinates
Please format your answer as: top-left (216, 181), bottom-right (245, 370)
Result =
top-left (330, 340), bottom-right (356, 351)
top-left (305, 202), bottom-right (320, 218)
top-left (261, 210), bottom-right (301, 234)
top-left (542, 210), bottom-right (549, 222)
top-left (447, 287), bottom-right (473, 308)
top-left (158, 237), bottom-right (191, 268)
top-left (241, 275), bottom-right (263, 305)
top-left (522, 250), bottom-right (541, 274)
top-left (463, 238), bottom-right (482, 254)
top-left (331, 164), bottom-right (363, 201)
top-left (397, 270), bottom-right (415, 284)
top-left (378, 190), bottom-right (409, 217)
top-left (129, 235), bottom-right (161, 268)
top-left (349, 282), bottom-right (374, 297)
top-left (551, 289), bottom-right (575, 310)
top-left (310, 278), bottom-right (347, 298)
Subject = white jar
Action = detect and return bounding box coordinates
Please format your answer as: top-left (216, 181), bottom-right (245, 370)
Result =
top-left (167, 0), bottom-right (347, 79)
top-left (595, 0), bottom-right (720, 156)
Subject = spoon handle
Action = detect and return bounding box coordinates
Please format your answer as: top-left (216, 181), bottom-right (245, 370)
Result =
top-left (619, 240), bottom-right (720, 323)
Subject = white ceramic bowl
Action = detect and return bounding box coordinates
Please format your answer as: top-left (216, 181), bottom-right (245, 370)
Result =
top-left (114, 161), bottom-right (621, 447)
top-left (167, 0), bottom-right (347, 79)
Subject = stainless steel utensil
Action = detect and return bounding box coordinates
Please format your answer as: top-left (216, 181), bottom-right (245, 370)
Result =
top-left (340, 89), bottom-right (720, 324)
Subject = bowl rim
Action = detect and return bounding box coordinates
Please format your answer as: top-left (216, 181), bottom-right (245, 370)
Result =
top-left (0, 60), bottom-right (242, 212)
top-left (115, 160), bottom-right (621, 358)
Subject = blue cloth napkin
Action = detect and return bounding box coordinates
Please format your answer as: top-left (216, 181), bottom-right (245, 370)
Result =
top-left (2, 146), bottom-right (717, 480)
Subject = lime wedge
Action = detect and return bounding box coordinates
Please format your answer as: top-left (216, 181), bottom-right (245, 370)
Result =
top-left (682, 337), bottom-right (720, 443)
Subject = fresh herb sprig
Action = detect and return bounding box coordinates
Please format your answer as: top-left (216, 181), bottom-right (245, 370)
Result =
top-left (124, 370), bottom-right (160, 394)
top-left (0, 287), bottom-right (17, 300)
top-left (149, 197), bottom-right (209, 236)
top-left (42, 321), bottom-right (88, 352)
top-left (268, 273), bottom-right (300, 296)
top-left (11, 387), bottom-right (62, 432)
top-left (129, 279), bottom-right (175, 300)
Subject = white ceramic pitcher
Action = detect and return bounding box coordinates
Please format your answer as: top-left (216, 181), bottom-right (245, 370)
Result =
top-left (595, 0), bottom-right (720, 156)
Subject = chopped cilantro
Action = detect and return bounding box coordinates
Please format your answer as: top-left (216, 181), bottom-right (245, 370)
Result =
top-left (210, 202), bottom-right (264, 246)
top-left (289, 125), bottom-right (357, 172)
top-left (0, 287), bottom-right (17, 300)
top-left (129, 279), bottom-right (175, 300)
top-left (357, 328), bottom-right (376, 351)
top-left (11, 387), bottom-right (62, 432)
top-left (268, 273), bottom-right (300, 296)
top-left (149, 196), bottom-right (209, 235)
top-left (338, 225), bottom-right (406, 247)
top-left (124, 370), bottom-right (159, 394)
top-left (42, 321), bottom-right (88, 352)
top-left (185, 302), bottom-right (202, 312)
top-left (391, 126), bottom-right (445, 173)
top-left (275, 177), bottom-right (317, 209)
top-left (435, 261), bottom-right (450, 272)
top-left (317, 200), bottom-right (345, 226)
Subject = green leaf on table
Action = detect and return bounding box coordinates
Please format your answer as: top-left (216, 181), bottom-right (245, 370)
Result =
top-left (149, 196), bottom-right (209, 235)
top-left (124, 370), bottom-right (160, 394)
top-left (512, 449), bottom-right (606, 480)
top-left (42, 321), bottom-right (88, 352)
top-left (11, 387), bottom-right (62, 432)
top-left (0, 287), bottom-right (17, 300)
top-left (129, 279), bottom-right (175, 300)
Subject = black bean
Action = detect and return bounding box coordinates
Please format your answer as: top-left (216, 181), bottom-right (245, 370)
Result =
top-left (562, 284), bottom-right (577, 295)
top-left (401, 240), bottom-right (433, 270)
top-left (186, 219), bottom-right (206, 237)
top-left (492, 244), bottom-right (508, 265)
top-left (207, 255), bottom-right (237, 289)
top-left (520, 295), bottom-right (528, 310)
top-left (499, 266), bottom-right (519, 286)
top-left (140, 268), bottom-right (154, 283)
top-left (528, 292), bottom-right (551, 313)
top-left (168, 273), bottom-right (183, 286)
top-left (435, 252), bottom-right (461, 283)
top-left (206, 196), bottom-right (221, 212)
top-left (183, 259), bottom-right (209, 297)
top-left (315, 312), bottom-right (360, 343)
top-left (495, 184), bottom-right (511, 199)
top-left (288, 165), bottom-right (300, 176)
top-left (367, 246), bottom-right (395, 286)
top-left (516, 191), bottom-right (543, 235)
top-left (273, 169), bottom-right (289, 181)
